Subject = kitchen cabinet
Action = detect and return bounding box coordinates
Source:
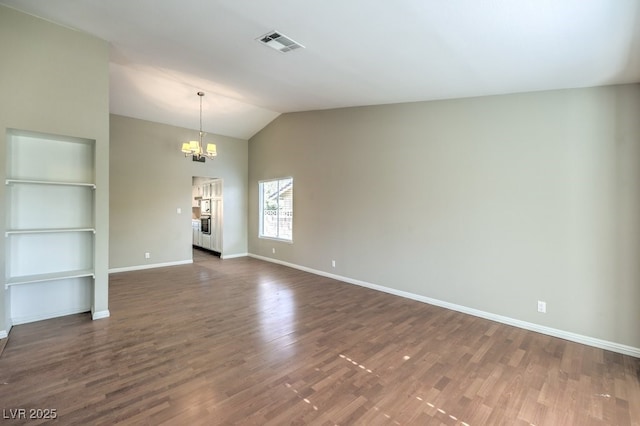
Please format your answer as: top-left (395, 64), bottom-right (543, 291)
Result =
top-left (4, 129), bottom-right (96, 324)
top-left (191, 184), bottom-right (200, 207)
top-left (210, 198), bottom-right (222, 252)
top-left (212, 180), bottom-right (222, 198)
top-left (199, 179), bottom-right (221, 200)
top-left (201, 234), bottom-right (212, 249)
top-left (192, 221), bottom-right (201, 246)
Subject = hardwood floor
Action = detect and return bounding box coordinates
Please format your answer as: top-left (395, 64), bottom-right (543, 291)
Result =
top-left (1, 252), bottom-right (639, 425)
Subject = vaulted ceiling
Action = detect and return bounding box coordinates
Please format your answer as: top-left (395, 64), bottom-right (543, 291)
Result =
top-left (2, 0), bottom-right (639, 139)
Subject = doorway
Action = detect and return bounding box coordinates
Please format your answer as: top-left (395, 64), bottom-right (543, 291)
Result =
top-left (191, 176), bottom-right (223, 257)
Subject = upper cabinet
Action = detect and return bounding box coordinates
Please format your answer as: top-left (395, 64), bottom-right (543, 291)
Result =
top-left (193, 178), bottom-right (222, 201)
top-left (203, 182), bottom-right (212, 199)
top-left (201, 179), bottom-right (222, 199)
top-left (211, 180), bottom-right (222, 198)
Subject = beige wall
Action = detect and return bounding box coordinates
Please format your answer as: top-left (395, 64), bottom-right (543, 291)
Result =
top-left (249, 84), bottom-right (640, 348)
top-left (0, 6), bottom-right (110, 332)
top-left (3, 3), bottom-right (638, 351)
top-left (109, 114), bottom-right (248, 269)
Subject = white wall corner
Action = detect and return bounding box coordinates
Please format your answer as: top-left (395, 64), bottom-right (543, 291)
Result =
top-left (247, 253), bottom-right (640, 359)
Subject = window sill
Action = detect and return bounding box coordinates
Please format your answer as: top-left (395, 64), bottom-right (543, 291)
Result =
top-left (259, 236), bottom-right (293, 244)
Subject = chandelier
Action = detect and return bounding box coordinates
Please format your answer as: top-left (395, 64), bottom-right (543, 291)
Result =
top-left (181, 91), bottom-right (217, 162)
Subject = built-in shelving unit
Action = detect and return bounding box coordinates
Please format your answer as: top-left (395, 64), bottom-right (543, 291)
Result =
top-left (4, 129), bottom-right (96, 324)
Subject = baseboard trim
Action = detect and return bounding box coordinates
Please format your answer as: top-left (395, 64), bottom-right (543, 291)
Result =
top-left (11, 308), bottom-right (91, 326)
top-left (221, 252), bottom-right (248, 260)
top-left (0, 329), bottom-right (8, 339)
top-left (248, 253), bottom-right (640, 358)
top-left (109, 259), bottom-right (192, 274)
top-left (92, 310), bottom-right (110, 320)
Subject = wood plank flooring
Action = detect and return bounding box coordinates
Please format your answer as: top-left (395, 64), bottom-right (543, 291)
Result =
top-left (1, 250), bottom-right (639, 425)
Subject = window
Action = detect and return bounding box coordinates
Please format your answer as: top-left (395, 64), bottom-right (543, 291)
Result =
top-left (259, 177), bottom-right (293, 241)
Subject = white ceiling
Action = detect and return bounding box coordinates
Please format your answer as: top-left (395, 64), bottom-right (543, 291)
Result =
top-left (2, 0), bottom-right (639, 139)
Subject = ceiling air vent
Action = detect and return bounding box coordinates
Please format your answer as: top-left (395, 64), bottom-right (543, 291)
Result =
top-left (257, 31), bottom-right (305, 53)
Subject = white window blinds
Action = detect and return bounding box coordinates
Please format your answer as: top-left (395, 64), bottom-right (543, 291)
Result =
top-left (259, 177), bottom-right (293, 241)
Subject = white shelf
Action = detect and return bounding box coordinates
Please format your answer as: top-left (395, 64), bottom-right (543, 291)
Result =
top-left (6, 269), bottom-right (95, 288)
top-left (5, 227), bottom-right (95, 236)
top-left (5, 129), bottom-right (97, 324)
top-left (5, 179), bottom-right (95, 188)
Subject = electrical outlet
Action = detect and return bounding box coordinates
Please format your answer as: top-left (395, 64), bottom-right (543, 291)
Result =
top-left (145, 252), bottom-right (150, 259)
top-left (331, 260), bottom-right (336, 268)
top-left (272, 248), bottom-right (276, 254)
top-left (537, 300), bottom-right (546, 313)
top-left (177, 207), bottom-right (182, 214)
